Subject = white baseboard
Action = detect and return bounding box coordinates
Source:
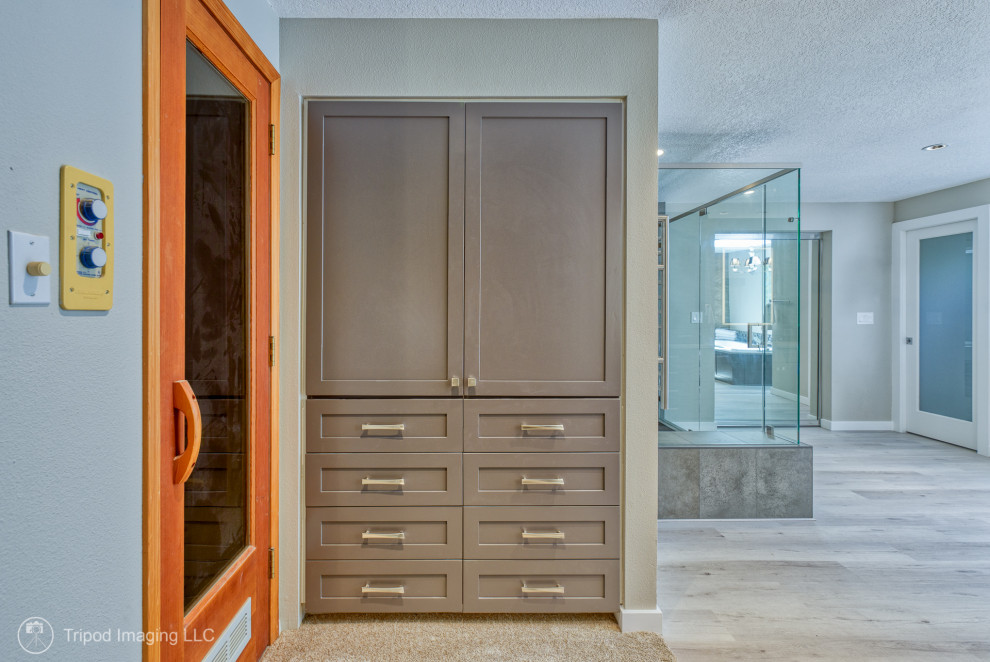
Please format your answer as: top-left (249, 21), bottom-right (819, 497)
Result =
top-left (616, 607), bottom-right (663, 634)
top-left (821, 419), bottom-right (893, 431)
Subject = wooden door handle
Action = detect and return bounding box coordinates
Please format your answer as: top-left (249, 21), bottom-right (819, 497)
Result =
top-left (173, 380), bottom-right (202, 484)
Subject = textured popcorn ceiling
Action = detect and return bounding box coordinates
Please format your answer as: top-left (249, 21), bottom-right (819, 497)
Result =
top-left (269, 0), bottom-right (990, 202)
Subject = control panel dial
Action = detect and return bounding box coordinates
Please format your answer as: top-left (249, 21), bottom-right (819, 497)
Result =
top-left (79, 199), bottom-right (108, 223)
top-left (79, 246), bottom-right (108, 269)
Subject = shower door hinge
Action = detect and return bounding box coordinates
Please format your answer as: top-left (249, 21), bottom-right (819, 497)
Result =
top-left (269, 335), bottom-right (276, 367)
top-left (269, 124), bottom-right (276, 155)
top-left (269, 547), bottom-right (275, 579)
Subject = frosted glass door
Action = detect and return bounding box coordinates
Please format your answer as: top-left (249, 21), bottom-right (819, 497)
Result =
top-left (905, 221), bottom-right (977, 449)
top-left (919, 232), bottom-right (973, 421)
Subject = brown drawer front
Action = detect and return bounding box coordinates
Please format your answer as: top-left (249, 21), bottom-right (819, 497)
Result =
top-left (307, 560), bottom-right (462, 613)
top-left (463, 560), bottom-right (618, 613)
top-left (463, 506), bottom-right (618, 560)
top-left (306, 454), bottom-right (462, 507)
top-left (307, 507), bottom-right (462, 560)
top-left (464, 453), bottom-right (619, 506)
top-left (464, 399), bottom-right (619, 453)
top-left (307, 399), bottom-right (463, 453)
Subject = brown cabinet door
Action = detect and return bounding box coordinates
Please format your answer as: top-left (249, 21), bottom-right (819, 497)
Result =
top-left (306, 453), bottom-right (463, 507)
top-left (306, 101), bottom-right (465, 396)
top-left (463, 453), bottom-right (620, 506)
top-left (464, 103), bottom-right (622, 397)
top-left (306, 560), bottom-right (462, 613)
top-left (464, 398), bottom-right (619, 453)
top-left (307, 399), bottom-right (463, 453)
top-left (463, 560), bottom-right (619, 613)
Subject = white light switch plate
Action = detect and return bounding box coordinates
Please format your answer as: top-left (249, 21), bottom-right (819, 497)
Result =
top-left (8, 230), bottom-right (51, 305)
top-left (857, 312), bottom-right (874, 325)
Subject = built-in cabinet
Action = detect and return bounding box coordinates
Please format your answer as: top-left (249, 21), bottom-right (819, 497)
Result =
top-left (305, 100), bottom-right (622, 613)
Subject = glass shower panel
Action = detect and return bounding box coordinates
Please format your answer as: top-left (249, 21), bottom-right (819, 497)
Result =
top-left (658, 166), bottom-right (800, 444)
top-left (707, 187), bottom-right (769, 428)
top-left (919, 232), bottom-right (974, 421)
top-left (663, 210), bottom-right (704, 430)
top-left (764, 170), bottom-right (801, 442)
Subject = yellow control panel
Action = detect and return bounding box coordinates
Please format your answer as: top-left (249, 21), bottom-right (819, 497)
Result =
top-left (60, 165), bottom-right (113, 310)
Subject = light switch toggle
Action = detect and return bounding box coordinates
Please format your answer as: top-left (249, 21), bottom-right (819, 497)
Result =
top-left (79, 246), bottom-right (108, 269)
top-left (26, 261), bottom-right (52, 277)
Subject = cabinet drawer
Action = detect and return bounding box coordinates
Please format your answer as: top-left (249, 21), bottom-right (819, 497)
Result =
top-left (306, 454), bottom-right (462, 507)
top-left (464, 506), bottom-right (618, 560)
top-left (307, 507), bottom-right (462, 560)
top-left (307, 399), bottom-right (463, 453)
top-left (464, 453), bottom-right (618, 506)
top-left (464, 399), bottom-right (619, 453)
top-left (463, 560), bottom-right (618, 613)
top-left (307, 560), bottom-right (462, 613)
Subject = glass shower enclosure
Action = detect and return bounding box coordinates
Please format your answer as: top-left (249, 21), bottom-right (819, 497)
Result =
top-left (659, 166), bottom-right (801, 444)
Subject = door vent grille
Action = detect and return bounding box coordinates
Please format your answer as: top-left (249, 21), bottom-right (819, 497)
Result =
top-left (205, 597), bottom-right (251, 662)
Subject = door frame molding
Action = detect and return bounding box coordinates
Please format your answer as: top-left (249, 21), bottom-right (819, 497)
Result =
top-left (143, 1), bottom-right (280, 660)
top-left (891, 204), bottom-right (989, 455)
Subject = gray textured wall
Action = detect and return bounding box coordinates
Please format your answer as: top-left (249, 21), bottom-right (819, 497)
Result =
top-left (0, 2), bottom-right (143, 659)
top-left (0, 2), bottom-right (278, 659)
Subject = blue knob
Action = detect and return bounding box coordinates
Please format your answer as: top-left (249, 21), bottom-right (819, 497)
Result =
top-left (80, 246), bottom-right (108, 269)
top-left (79, 199), bottom-right (108, 223)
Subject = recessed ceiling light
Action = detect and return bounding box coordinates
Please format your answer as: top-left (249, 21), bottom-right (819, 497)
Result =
top-left (657, 149), bottom-right (664, 157)
top-left (922, 143), bottom-right (948, 151)
top-left (743, 189), bottom-right (755, 195)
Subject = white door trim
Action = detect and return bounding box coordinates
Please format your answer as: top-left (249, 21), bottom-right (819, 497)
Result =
top-left (892, 205), bottom-right (990, 456)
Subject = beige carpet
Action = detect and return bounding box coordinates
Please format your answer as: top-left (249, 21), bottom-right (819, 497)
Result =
top-left (262, 613), bottom-right (676, 662)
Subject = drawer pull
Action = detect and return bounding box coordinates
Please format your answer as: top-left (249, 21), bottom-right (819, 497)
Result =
top-left (521, 477), bottom-right (565, 486)
top-left (521, 529), bottom-right (565, 540)
top-left (361, 423), bottom-right (405, 431)
top-left (361, 477), bottom-right (406, 486)
top-left (362, 530), bottom-right (406, 540)
top-left (521, 583), bottom-right (566, 595)
top-left (361, 585), bottom-right (405, 595)
top-left (520, 424), bottom-right (565, 432)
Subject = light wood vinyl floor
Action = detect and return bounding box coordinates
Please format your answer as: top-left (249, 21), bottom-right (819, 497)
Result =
top-left (658, 428), bottom-right (990, 661)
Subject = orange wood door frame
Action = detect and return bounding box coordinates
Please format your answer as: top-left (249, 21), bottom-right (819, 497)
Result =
top-left (143, 1), bottom-right (280, 660)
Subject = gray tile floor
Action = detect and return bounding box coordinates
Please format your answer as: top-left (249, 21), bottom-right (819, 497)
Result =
top-left (658, 428), bottom-right (990, 661)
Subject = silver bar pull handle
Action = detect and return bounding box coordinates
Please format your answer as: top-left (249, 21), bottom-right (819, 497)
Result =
top-left (521, 477), bottom-right (565, 486)
top-left (520, 424), bottom-right (565, 432)
top-left (361, 477), bottom-right (405, 486)
top-left (361, 585), bottom-right (405, 595)
top-left (362, 423), bottom-right (405, 431)
top-left (522, 584), bottom-right (565, 595)
top-left (362, 530), bottom-right (406, 540)
top-left (521, 530), bottom-right (565, 540)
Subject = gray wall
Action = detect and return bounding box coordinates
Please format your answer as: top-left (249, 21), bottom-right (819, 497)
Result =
top-left (0, 2), bottom-right (143, 659)
top-left (894, 177), bottom-right (990, 223)
top-left (225, 0), bottom-right (281, 69)
top-left (279, 18), bottom-right (659, 628)
top-left (802, 203), bottom-right (894, 426)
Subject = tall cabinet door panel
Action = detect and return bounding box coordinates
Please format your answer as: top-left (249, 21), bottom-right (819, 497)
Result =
top-left (307, 102), bottom-right (465, 396)
top-left (464, 103), bottom-right (622, 397)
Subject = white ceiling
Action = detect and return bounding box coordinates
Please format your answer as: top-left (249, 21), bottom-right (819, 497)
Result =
top-left (268, 0), bottom-right (990, 202)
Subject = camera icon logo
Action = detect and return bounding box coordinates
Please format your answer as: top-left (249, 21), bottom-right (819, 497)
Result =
top-left (18, 617), bottom-right (54, 654)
